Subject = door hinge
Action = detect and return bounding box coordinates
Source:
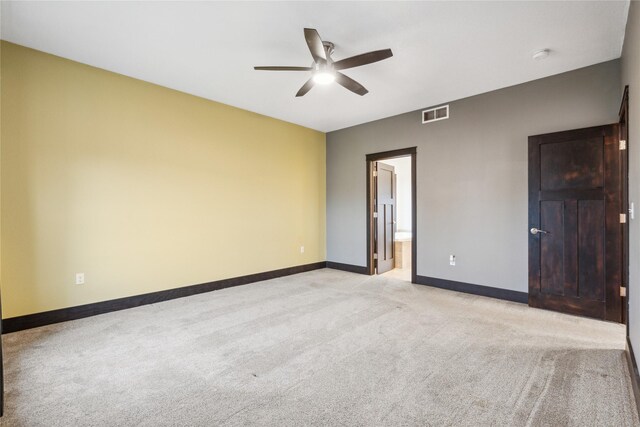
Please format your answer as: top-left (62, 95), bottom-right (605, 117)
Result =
top-left (621, 286), bottom-right (627, 297)
top-left (373, 170), bottom-right (378, 177)
top-left (620, 213), bottom-right (627, 223)
top-left (620, 139), bottom-right (627, 150)
top-left (373, 212), bottom-right (378, 218)
top-left (373, 253), bottom-right (378, 259)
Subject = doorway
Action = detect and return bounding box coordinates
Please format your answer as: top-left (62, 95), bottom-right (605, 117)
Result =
top-left (366, 147), bottom-right (417, 283)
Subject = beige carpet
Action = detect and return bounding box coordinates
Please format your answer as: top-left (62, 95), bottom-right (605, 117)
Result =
top-left (1, 268), bottom-right (637, 426)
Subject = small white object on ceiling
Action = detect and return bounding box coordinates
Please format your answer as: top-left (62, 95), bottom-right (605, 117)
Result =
top-left (532, 49), bottom-right (550, 60)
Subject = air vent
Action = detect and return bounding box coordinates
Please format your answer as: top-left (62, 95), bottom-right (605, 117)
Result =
top-left (422, 105), bottom-right (449, 124)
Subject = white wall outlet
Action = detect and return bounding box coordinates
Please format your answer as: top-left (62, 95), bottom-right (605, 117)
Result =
top-left (300, 246), bottom-right (305, 254)
top-left (449, 255), bottom-right (456, 266)
top-left (75, 273), bottom-right (85, 285)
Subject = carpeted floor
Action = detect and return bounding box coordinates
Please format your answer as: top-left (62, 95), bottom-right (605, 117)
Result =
top-left (1, 268), bottom-right (637, 426)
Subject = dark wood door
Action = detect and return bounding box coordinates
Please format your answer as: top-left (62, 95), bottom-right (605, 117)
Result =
top-left (528, 124), bottom-right (622, 321)
top-left (375, 162), bottom-right (396, 274)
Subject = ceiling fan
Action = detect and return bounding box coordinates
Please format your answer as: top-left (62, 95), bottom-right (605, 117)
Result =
top-left (254, 28), bottom-right (393, 97)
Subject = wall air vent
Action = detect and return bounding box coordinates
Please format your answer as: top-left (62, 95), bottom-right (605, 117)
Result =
top-left (422, 105), bottom-right (449, 124)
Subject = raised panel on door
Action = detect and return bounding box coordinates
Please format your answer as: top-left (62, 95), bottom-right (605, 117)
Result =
top-left (540, 138), bottom-right (603, 191)
top-left (540, 201), bottom-right (564, 296)
top-left (577, 200), bottom-right (605, 301)
top-left (563, 200), bottom-right (578, 299)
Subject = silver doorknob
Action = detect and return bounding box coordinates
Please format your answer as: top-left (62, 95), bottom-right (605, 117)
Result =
top-left (530, 227), bottom-right (549, 235)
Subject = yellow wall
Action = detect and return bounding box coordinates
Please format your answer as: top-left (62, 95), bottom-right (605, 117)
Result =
top-left (0, 42), bottom-right (326, 319)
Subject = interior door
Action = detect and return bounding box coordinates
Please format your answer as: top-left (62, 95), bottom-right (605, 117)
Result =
top-left (375, 162), bottom-right (396, 274)
top-left (528, 124), bottom-right (622, 321)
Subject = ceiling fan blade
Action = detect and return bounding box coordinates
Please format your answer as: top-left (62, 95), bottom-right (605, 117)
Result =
top-left (333, 49), bottom-right (393, 71)
top-left (296, 78), bottom-right (315, 97)
top-left (335, 72), bottom-right (368, 96)
top-left (304, 28), bottom-right (326, 63)
top-left (254, 66), bottom-right (312, 71)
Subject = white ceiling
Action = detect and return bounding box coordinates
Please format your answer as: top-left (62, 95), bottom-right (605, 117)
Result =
top-left (0, 1), bottom-right (630, 132)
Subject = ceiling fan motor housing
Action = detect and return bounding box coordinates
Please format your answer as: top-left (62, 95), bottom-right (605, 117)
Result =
top-left (322, 41), bottom-right (335, 58)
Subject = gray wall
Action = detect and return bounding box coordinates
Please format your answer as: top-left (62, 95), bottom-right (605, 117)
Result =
top-left (327, 60), bottom-right (621, 292)
top-left (622, 0), bottom-right (640, 365)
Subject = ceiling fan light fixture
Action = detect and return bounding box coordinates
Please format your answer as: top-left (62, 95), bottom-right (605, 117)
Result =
top-left (254, 28), bottom-right (393, 96)
top-left (313, 70), bottom-right (335, 85)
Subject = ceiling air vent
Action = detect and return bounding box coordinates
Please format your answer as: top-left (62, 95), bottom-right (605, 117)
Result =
top-left (422, 105), bottom-right (449, 124)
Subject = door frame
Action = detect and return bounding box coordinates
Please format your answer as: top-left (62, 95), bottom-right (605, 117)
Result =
top-left (620, 85), bottom-right (629, 328)
top-left (366, 147), bottom-right (417, 282)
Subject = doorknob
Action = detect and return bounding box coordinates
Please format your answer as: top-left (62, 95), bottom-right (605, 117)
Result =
top-left (530, 227), bottom-right (549, 235)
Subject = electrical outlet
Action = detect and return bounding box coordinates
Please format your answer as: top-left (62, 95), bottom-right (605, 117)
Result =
top-left (75, 273), bottom-right (85, 285)
top-left (449, 255), bottom-right (456, 266)
top-left (300, 246), bottom-right (305, 254)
